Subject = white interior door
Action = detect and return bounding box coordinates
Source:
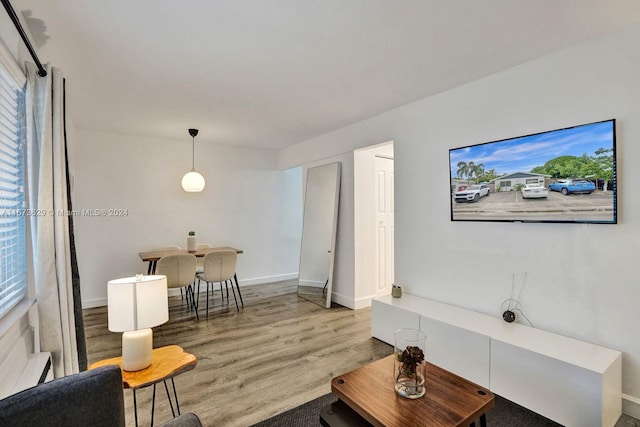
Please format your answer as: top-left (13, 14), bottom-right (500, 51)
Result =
top-left (375, 156), bottom-right (394, 296)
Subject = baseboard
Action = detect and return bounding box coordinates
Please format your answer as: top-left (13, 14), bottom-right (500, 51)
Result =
top-left (352, 295), bottom-right (376, 309)
top-left (83, 297), bottom-right (107, 308)
top-left (623, 394), bottom-right (640, 419)
top-left (238, 272), bottom-right (298, 287)
top-left (192, 272), bottom-right (298, 290)
top-left (82, 273), bottom-right (299, 308)
top-left (329, 292), bottom-right (382, 310)
top-left (331, 294), bottom-right (381, 310)
top-left (330, 291), bottom-right (355, 309)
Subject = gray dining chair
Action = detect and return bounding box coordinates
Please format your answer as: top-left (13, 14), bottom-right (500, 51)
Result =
top-left (156, 253), bottom-right (199, 320)
top-left (197, 249), bottom-right (241, 317)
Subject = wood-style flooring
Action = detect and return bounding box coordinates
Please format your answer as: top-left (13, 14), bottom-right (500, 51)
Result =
top-left (84, 280), bottom-right (392, 427)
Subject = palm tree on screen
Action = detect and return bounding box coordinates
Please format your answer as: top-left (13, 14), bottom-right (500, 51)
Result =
top-left (456, 161), bottom-right (485, 186)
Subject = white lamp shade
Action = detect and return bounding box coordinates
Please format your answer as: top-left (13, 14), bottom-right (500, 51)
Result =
top-left (107, 275), bottom-right (169, 332)
top-left (182, 171), bottom-right (205, 192)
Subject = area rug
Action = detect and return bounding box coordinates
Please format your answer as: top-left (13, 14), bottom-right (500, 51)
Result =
top-left (250, 393), bottom-right (562, 427)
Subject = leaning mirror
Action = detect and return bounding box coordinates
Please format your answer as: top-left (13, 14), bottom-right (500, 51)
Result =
top-left (297, 162), bottom-right (341, 308)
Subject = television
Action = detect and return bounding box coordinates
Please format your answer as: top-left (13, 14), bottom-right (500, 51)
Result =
top-left (449, 119), bottom-right (617, 224)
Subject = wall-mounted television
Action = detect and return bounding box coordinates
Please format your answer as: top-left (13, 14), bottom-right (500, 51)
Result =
top-left (449, 119), bottom-right (616, 224)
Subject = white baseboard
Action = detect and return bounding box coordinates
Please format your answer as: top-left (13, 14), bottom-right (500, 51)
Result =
top-left (238, 272), bottom-right (298, 287)
top-left (83, 297), bottom-right (107, 308)
top-left (191, 272), bottom-right (298, 291)
top-left (330, 293), bottom-right (378, 310)
top-left (352, 295), bottom-right (374, 310)
top-left (623, 394), bottom-right (640, 419)
top-left (329, 291), bottom-right (350, 309)
top-left (82, 273), bottom-right (299, 308)
top-left (330, 291), bottom-right (355, 309)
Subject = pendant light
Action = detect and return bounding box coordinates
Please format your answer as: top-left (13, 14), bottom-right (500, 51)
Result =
top-left (181, 128), bottom-right (205, 192)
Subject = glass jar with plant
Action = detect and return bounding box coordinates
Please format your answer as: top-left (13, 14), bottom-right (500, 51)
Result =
top-left (393, 329), bottom-right (426, 399)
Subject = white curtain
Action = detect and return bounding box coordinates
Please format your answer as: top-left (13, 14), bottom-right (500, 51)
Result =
top-left (25, 63), bottom-right (79, 377)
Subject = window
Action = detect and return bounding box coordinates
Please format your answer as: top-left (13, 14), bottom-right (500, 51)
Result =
top-left (0, 61), bottom-right (26, 320)
top-left (500, 181), bottom-right (511, 188)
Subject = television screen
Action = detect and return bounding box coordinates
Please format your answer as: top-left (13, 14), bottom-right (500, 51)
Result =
top-left (449, 119), bottom-right (616, 224)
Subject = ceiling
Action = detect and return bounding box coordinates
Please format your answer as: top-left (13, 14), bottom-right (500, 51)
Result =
top-left (13, 0), bottom-right (640, 150)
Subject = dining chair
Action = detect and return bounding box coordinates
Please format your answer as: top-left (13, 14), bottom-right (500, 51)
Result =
top-left (146, 245), bottom-right (182, 275)
top-left (149, 245), bottom-right (186, 299)
top-left (156, 253), bottom-right (199, 320)
top-left (197, 249), bottom-right (241, 317)
top-left (195, 243), bottom-right (214, 274)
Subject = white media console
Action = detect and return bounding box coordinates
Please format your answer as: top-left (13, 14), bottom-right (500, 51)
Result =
top-left (371, 293), bottom-right (622, 427)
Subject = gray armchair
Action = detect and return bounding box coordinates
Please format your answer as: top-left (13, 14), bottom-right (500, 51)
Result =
top-left (0, 365), bottom-right (202, 427)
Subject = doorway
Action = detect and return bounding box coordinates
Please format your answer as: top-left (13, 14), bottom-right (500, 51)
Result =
top-left (354, 141), bottom-right (395, 307)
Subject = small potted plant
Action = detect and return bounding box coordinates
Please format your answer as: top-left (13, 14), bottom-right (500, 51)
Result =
top-left (187, 231), bottom-right (197, 252)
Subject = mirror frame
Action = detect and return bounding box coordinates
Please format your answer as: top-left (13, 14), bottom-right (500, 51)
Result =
top-left (297, 162), bottom-right (341, 308)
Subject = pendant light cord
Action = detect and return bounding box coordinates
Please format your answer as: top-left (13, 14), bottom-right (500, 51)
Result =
top-left (191, 135), bottom-right (196, 171)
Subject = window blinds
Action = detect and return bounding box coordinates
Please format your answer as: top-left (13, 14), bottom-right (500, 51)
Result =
top-left (0, 63), bottom-right (26, 320)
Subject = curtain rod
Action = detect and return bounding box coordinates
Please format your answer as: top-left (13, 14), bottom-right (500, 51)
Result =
top-left (1, 0), bottom-right (47, 77)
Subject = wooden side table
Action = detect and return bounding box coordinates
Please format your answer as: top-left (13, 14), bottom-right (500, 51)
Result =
top-left (89, 345), bottom-right (197, 426)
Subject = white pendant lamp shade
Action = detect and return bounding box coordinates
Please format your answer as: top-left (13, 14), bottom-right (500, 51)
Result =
top-left (182, 170), bottom-right (206, 192)
top-left (182, 128), bottom-right (205, 192)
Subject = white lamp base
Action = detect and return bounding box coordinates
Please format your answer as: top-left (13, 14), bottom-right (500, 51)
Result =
top-left (122, 328), bottom-right (153, 371)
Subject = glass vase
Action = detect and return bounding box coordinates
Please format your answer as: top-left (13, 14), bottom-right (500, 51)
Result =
top-left (393, 328), bottom-right (427, 399)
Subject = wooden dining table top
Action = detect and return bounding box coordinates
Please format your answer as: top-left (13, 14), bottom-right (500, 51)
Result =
top-left (138, 246), bottom-right (243, 262)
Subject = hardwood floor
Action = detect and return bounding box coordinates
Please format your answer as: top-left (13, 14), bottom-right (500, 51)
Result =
top-left (84, 280), bottom-right (392, 426)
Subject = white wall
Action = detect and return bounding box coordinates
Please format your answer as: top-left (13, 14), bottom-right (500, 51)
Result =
top-left (0, 11), bottom-right (22, 62)
top-left (72, 129), bottom-right (302, 307)
top-left (279, 23), bottom-right (640, 414)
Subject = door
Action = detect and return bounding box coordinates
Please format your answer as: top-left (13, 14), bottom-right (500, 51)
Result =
top-left (375, 156), bottom-right (394, 296)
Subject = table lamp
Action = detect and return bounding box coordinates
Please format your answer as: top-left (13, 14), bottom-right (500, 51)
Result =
top-left (107, 274), bottom-right (169, 371)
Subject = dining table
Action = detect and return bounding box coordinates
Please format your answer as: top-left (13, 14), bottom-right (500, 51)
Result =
top-left (139, 246), bottom-right (243, 274)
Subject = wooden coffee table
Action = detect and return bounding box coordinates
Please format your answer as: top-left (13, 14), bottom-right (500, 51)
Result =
top-left (324, 354), bottom-right (494, 427)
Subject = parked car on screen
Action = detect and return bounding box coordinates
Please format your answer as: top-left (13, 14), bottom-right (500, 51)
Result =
top-left (548, 179), bottom-right (595, 195)
top-left (521, 184), bottom-right (549, 199)
top-left (453, 183), bottom-right (490, 203)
